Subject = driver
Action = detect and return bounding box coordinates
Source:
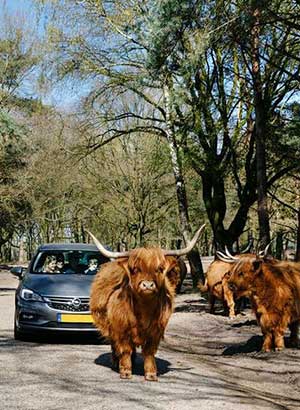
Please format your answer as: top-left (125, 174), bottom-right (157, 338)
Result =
top-left (43, 255), bottom-right (58, 273)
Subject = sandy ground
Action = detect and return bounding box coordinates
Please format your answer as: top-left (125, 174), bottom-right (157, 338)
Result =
top-left (1, 265), bottom-right (300, 409)
top-left (164, 288), bottom-right (300, 409)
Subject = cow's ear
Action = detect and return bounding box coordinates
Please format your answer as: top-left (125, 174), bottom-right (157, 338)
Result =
top-left (164, 257), bottom-right (181, 287)
top-left (252, 259), bottom-right (262, 273)
top-left (164, 256), bottom-right (179, 273)
top-left (117, 258), bottom-right (130, 276)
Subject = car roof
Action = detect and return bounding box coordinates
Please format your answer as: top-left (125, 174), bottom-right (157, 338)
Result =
top-left (37, 243), bottom-right (100, 252)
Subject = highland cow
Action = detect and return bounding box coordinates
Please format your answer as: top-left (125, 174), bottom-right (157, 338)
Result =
top-left (89, 225), bottom-right (205, 380)
top-left (227, 256), bottom-right (300, 352)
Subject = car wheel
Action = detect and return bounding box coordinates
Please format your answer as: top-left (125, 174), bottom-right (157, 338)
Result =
top-left (14, 316), bottom-right (30, 341)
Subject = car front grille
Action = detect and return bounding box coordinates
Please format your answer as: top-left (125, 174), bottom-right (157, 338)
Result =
top-left (44, 296), bottom-right (90, 312)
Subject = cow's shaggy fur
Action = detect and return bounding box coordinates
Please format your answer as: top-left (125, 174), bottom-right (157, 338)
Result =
top-left (198, 260), bottom-right (236, 317)
top-left (228, 257), bottom-right (300, 352)
top-left (90, 248), bottom-right (180, 381)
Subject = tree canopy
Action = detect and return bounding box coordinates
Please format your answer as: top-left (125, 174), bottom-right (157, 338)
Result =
top-left (1, 0), bottom-right (300, 262)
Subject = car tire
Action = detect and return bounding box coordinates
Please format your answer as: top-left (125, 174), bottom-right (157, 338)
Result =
top-left (14, 317), bottom-right (30, 341)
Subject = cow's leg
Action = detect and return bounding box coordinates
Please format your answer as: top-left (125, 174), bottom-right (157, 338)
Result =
top-left (261, 312), bottom-right (287, 352)
top-left (142, 343), bottom-right (158, 381)
top-left (260, 320), bottom-right (272, 352)
top-left (262, 331), bottom-right (273, 352)
top-left (259, 312), bottom-right (275, 352)
top-left (274, 331), bottom-right (285, 351)
top-left (209, 294), bottom-right (216, 314)
top-left (119, 352), bottom-right (132, 379)
top-left (289, 320), bottom-right (300, 348)
top-left (274, 312), bottom-right (290, 351)
top-left (115, 341), bottom-right (133, 379)
top-left (223, 280), bottom-right (235, 318)
top-left (111, 342), bottom-right (119, 370)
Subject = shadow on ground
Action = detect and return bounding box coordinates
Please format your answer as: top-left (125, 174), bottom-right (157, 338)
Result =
top-left (175, 297), bottom-right (231, 316)
top-left (222, 335), bottom-right (263, 355)
top-left (95, 352), bottom-right (172, 376)
top-left (1, 333), bottom-right (107, 346)
top-left (0, 287), bottom-right (17, 293)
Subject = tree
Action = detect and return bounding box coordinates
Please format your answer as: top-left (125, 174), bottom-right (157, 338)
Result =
top-left (0, 2), bottom-right (42, 259)
top-left (0, 2), bottom-right (39, 109)
top-left (269, 174), bottom-right (300, 261)
top-left (79, 133), bottom-right (178, 248)
top-left (37, 0), bottom-right (300, 257)
top-left (36, 0), bottom-right (207, 283)
top-left (0, 110), bottom-right (30, 254)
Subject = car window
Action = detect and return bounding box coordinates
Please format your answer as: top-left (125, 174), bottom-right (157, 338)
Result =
top-left (32, 250), bottom-right (104, 274)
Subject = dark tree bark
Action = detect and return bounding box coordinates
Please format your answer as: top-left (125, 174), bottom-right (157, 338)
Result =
top-left (296, 210), bottom-right (300, 262)
top-left (275, 230), bottom-right (284, 260)
top-left (251, 3), bottom-right (271, 248)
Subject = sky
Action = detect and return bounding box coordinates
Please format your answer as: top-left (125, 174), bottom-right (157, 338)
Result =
top-left (1, 0), bottom-right (36, 22)
top-left (1, 0), bottom-right (88, 111)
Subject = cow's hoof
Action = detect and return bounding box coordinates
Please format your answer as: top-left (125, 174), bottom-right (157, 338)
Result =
top-left (275, 347), bottom-right (284, 352)
top-left (120, 370), bottom-right (132, 379)
top-left (145, 373), bottom-right (158, 381)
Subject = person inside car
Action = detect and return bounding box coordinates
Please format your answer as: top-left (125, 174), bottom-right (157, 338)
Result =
top-left (56, 254), bottom-right (65, 272)
top-left (43, 255), bottom-right (58, 273)
top-left (84, 257), bottom-right (99, 275)
top-left (63, 252), bottom-right (82, 274)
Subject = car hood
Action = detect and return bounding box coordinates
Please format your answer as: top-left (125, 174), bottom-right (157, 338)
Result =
top-left (21, 274), bottom-right (95, 297)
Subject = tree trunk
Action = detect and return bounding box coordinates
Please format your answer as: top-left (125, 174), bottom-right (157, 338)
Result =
top-left (296, 210), bottom-right (300, 262)
top-left (251, 3), bottom-right (271, 248)
top-left (275, 230), bottom-right (284, 260)
top-left (163, 82), bottom-right (204, 286)
top-left (201, 167), bottom-right (257, 252)
top-left (18, 239), bottom-right (26, 264)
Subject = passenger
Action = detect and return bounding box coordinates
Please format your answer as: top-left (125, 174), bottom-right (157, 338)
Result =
top-left (43, 255), bottom-right (58, 273)
top-left (63, 252), bottom-right (82, 274)
top-left (56, 254), bottom-right (65, 273)
top-left (84, 258), bottom-right (99, 275)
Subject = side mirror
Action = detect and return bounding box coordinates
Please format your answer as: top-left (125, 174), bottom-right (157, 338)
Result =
top-left (10, 266), bottom-right (26, 279)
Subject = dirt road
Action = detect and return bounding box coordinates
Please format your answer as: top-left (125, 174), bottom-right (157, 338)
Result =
top-left (1, 269), bottom-right (300, 410)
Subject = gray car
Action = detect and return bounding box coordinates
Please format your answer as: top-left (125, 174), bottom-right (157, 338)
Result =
top-left (12, 243), bottom-right (109, 340)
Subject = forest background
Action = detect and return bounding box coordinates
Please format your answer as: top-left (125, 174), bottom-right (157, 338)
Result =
top-left (1, 0), bottom-right (300, 284)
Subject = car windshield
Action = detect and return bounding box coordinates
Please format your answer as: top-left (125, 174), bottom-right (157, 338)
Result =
top-left (31, 250), bottom-right (104, 275)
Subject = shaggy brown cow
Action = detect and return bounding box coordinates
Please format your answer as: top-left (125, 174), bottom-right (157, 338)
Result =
top-left (89, 225), bottom-right (205, 381)
top-left (227, 256), bottom-right (300, 352)
top-left (198, 259), bottom-right (235, 317)
top-left (198, 249), bottom-right (253, 318)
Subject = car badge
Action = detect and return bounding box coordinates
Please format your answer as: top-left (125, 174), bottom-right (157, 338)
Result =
top-left (71, 298), bottom-right (81, 307)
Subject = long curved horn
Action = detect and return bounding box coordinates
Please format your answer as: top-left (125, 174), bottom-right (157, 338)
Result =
top-left (262, 241), bottom-right (272, 257)
top-left (163, 224), bottom-right (206, 257)
top-left (257, 239), bottom-right (273, 258)
top-left (216, 251), bottom-right (238, 263)
top-left (241, 238), bottom-right (253, 254)
top-left (87, 231), bottom-right (130, 259)
top-left (225, 246), bottom-right (239, 260)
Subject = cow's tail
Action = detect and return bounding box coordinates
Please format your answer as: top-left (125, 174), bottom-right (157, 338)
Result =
top-left (198, 278), bottom-right (208, 293)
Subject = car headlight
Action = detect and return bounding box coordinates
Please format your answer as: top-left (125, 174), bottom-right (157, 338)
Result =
top-left (20, 288), bottom-right (44, 302)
